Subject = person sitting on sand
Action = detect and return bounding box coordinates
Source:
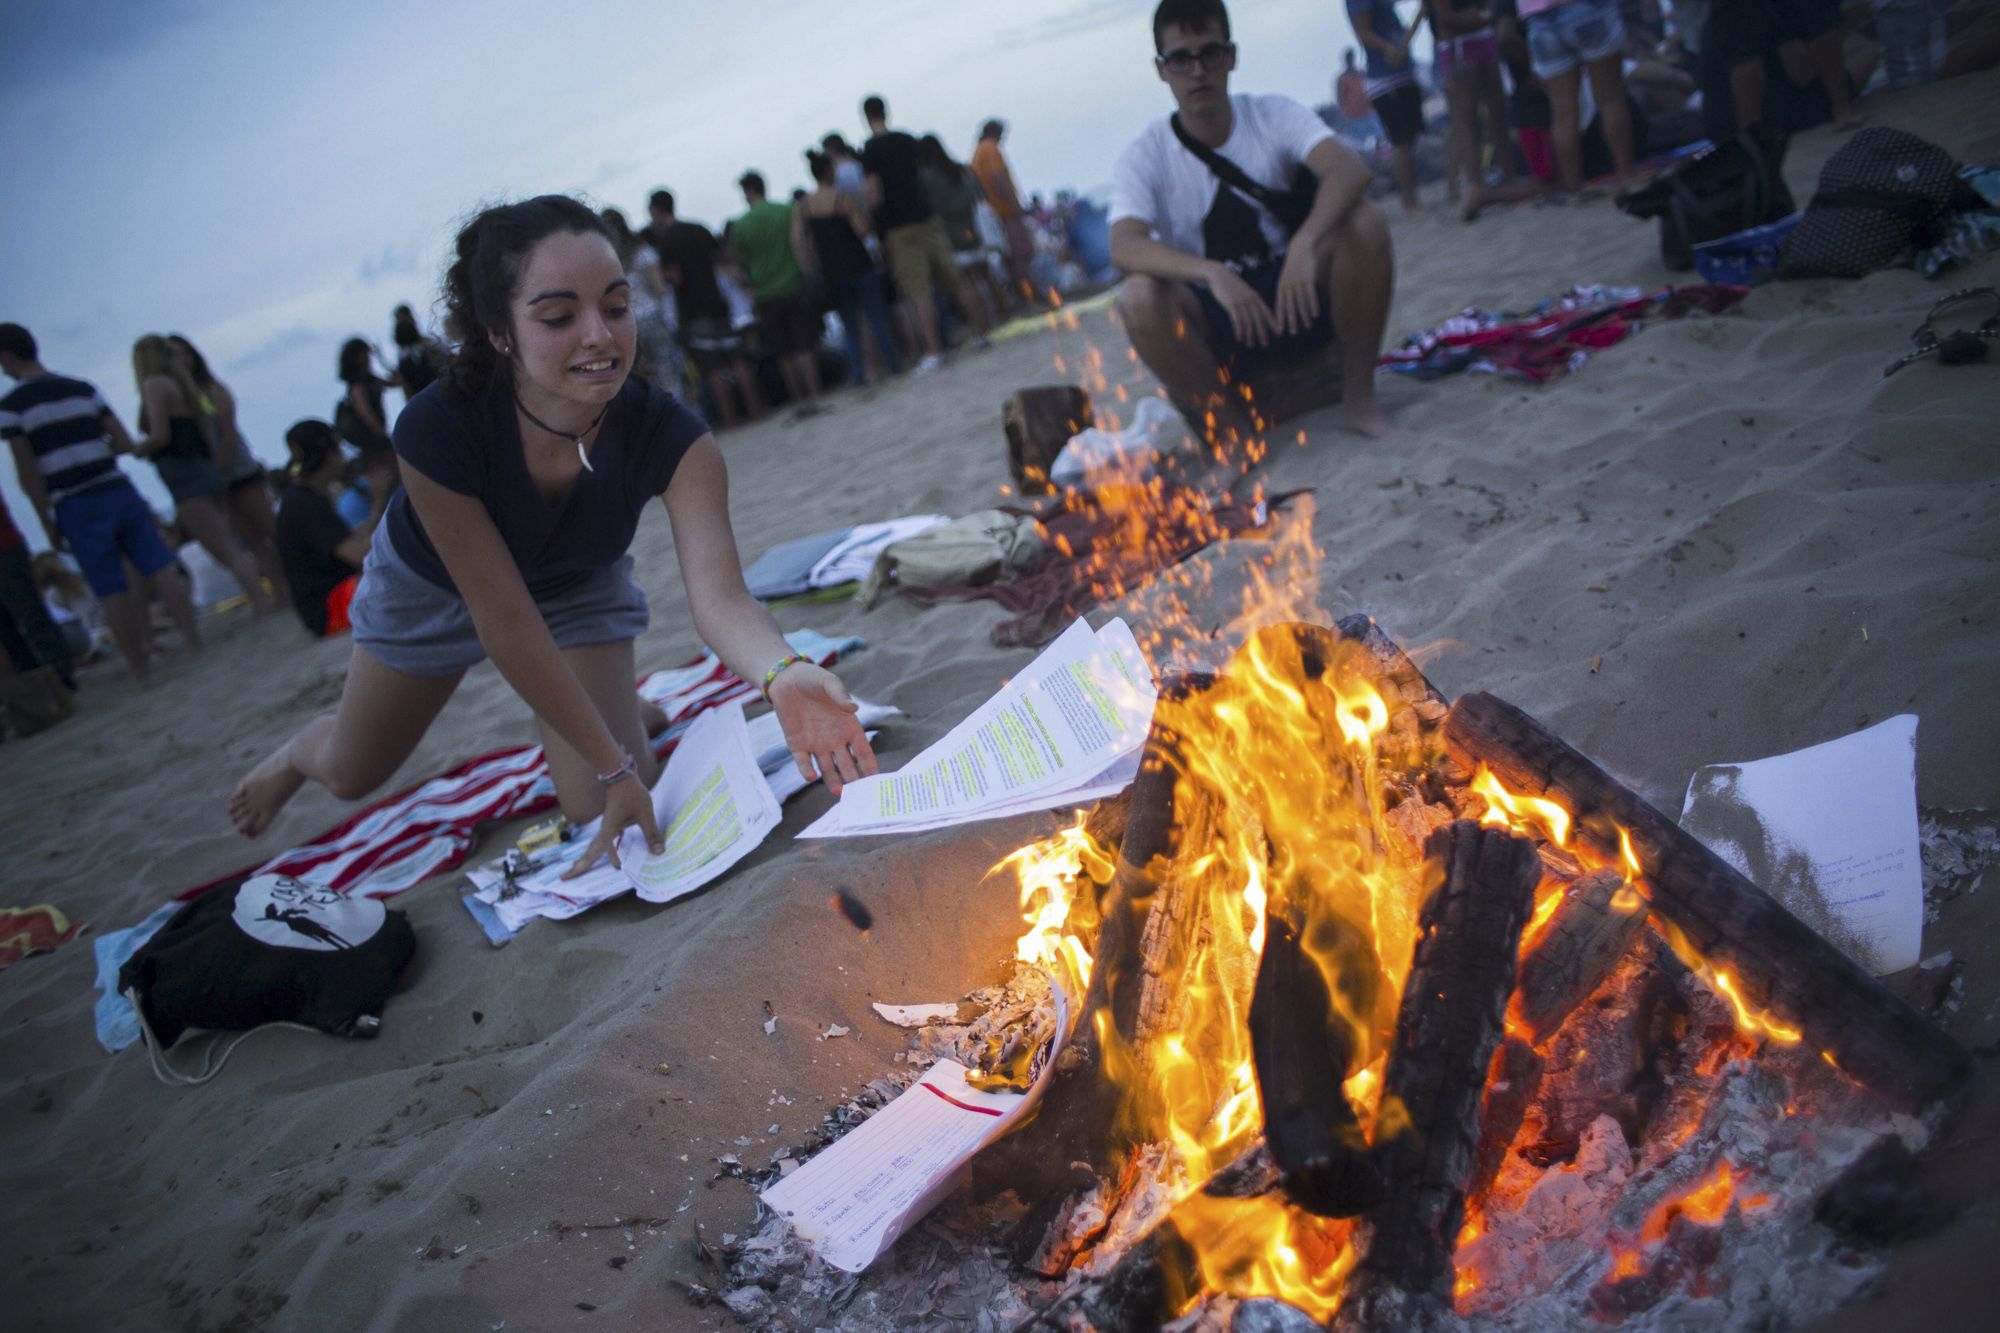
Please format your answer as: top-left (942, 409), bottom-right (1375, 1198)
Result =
top-left (229, 195), bottom-right (877, 877)
top-left (275, 419), bottom-right (374, 637)
top-left (1110, 0), bottom-right (1394, 443)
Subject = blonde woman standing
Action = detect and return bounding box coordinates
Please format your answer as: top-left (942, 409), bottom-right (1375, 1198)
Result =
top-left (130, 334), bottom-right (276, 616)
top-left (168, 333), bottom-right (286, 602)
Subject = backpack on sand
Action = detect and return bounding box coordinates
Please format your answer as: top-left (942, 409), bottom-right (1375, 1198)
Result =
top-left (119, 873), bottom-right (417, 1085)
top-left (1617, 126), bottom-right (1795, 272)
top-left (1780, 127), bottom-right (1979, 279)
top-left (859, 510), bottom-right (1045, 608)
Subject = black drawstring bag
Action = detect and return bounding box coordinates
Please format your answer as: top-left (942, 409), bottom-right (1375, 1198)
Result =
top-left (119, 874), bottom-right (418, 1084)
top-left (1779, 127), bottom-right (1981, 279)
top-left (1617, 126), bottom-right (1795, 272)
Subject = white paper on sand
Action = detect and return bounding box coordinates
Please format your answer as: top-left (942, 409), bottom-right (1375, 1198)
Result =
top-left (1680, 714), bottom-right (1922, 976)
top-left (762, 983), bottom-right (1070, 1272)
top-left (800, 617), bottom-right (1156, 838)
top-left (870, 1001), bottom-right (962, 1027)
top-left (466, 701), bottom-right (896, 930)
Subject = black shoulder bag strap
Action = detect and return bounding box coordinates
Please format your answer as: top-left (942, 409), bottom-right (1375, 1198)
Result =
top-left (1170, 113), bottom-right (1315, 232)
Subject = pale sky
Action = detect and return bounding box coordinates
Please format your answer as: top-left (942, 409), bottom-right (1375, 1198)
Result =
top-left (1, 0), bottom-right (1378, 541)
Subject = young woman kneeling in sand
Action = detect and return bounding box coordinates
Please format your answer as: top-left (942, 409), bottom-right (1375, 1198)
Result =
top-left (230, 195), bottom-right (876, 874)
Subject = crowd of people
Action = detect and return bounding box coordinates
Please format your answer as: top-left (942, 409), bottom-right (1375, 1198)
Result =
top-left (3, 0), bottom-right (1992, 750)
top-left (1336, 1), bottom-right (1996, 220)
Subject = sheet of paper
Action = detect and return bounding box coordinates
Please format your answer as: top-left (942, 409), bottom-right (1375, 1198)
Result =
top-left (761, 983), bottom-right (1069, 1272)
top-left (1680, 715), bottom-right (1922, 975)
top-left (800, 618), bottom-right (1154, 839)
top-left (622, 702), bottom-right (782, 903)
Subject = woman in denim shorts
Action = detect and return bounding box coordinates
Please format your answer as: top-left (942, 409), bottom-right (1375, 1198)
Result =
top-left (1514, 0), bottom-right (1638, 191)
top-left (229, 196), bottom-right (877, 876)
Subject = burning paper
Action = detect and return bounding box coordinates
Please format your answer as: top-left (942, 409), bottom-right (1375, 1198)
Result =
top-left (801, 616), bottom-right (1155, 838)
top-left (1680, 714), bottom-right (1922, 975)
top-left (761, 984), bottom-right (1069, 1272)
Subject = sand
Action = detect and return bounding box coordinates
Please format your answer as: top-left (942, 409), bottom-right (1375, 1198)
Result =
top-left (2, 70), bottom-right (1996, 1333)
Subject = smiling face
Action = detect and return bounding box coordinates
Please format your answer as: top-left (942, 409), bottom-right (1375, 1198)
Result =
top-left (498, 229), bottom-right (635, 419)
top-left (1155, 20), bottom-right (1235, 114)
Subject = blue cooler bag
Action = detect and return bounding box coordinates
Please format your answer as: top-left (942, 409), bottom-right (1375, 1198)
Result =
top-left (1695, 212), bottom-right (1804, 287)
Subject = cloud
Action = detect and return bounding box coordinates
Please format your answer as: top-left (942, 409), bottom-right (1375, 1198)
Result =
top-left (224, 323), bottom-right (328, 374)
top-left (357, 240), bottom-right (428, 286)
top-left (997, 0), bottom-right (1150, 47)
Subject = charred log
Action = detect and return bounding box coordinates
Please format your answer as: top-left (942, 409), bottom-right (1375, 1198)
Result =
top-left (1515, 868), bottom-right (1647, 1043)
top-left (1342, 822), bottom-right (1540, 1323)
top-left (1445, 692), bottom-right (1974, 1113)
top-left (1249, 908), bottom-right (1382, 1218)
top-left (1468, 1036), bottom-right (1545, 1205)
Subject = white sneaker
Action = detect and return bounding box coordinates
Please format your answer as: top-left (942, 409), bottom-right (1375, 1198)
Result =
top-left (914, 354), bottom-right (944, 376)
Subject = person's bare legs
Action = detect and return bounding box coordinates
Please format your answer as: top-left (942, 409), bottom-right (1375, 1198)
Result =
top-left (1391, 142), bottom-right (1421, 214)
top-left (535, 639), bottom-right (660, 826)
top-left (1477, 63), bottom-right (1521, 183)
top-left (1115, 274), bottom-right (1251, 456)
top-left (1317, 201), bottom-right (1394, 437)
top-left (144, 561), bottom-right (201, 655)
top-left (1583, 56), bottom-right (1639, 189)
top-left (1807, 29), bottom-right (1861, 126)
top-left (228, 645), bottom-right (463, 837)
top-left (1445, 69), bottom-right (1488, 221)
top-left (226, 482), bottom-right (288, 602)
top-left (1731, 58), bottom-right (1768, 132)
top-left (99, 589), bottom-right (153, 679)
top-left (789, 352), bottom-right (822, 401)
top-left (177, 495), bottom-right (277, 615)
top-left (731, 357), bottom-right (764, 420)
top-left (703, 368), bottom-right (740, 428)
top-left (1546, 66), bottom-right (1586, 191)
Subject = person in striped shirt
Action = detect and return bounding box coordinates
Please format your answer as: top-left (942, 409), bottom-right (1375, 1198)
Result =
top-left (0, 323), bottom-right (201, 678)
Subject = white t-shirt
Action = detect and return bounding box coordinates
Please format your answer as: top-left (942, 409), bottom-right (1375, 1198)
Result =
top-left (1109, 93), bottom-right (1335, 261)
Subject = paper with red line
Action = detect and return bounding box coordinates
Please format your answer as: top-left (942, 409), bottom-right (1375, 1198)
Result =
top-left (760, 982), bottom-right (1069, 1272)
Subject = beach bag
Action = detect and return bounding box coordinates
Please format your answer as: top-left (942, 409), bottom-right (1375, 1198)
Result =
top-left (859, 510), bottom-right (1045, 608)
top-left (1779, 128), bottom-right (1977, 279)
top-left (1004, 386), bottom-right (1094, 495)
top-left (1617, 127), bottom-right (1795, 271)
top-left (0, 665), bottom-right (75, 739)
top-left (119, 873), bottom-right (417, 1084)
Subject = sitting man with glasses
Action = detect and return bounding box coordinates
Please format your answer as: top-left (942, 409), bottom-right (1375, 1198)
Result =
top-left (1111, 0), bottom-right (1394, 444)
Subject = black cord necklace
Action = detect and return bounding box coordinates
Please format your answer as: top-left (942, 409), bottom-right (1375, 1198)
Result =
top-left (514, 393), bottom-right (611, 472)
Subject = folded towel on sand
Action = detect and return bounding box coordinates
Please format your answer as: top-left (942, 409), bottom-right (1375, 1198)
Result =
top-left (0, 904), bottom-right (87, 968)
top-left (94, 630), bottom-right (864, 1051)
top-left (1381, 284), bottom-right (1747, 383)
top-left (743, 517), bottom-right (948, 600)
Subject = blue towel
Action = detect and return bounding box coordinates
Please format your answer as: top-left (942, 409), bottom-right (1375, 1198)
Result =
top-left (743, 528), bottom-right (853, 600)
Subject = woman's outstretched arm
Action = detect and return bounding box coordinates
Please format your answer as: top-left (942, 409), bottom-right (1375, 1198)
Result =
top-left (663, 436), bottom-right (878, 791)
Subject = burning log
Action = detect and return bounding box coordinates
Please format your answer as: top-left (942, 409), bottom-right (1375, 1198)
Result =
top-left (1445, 692), bottom-right (1974, 1113)
top-left (1514, 868), bottom-right (1647, 1044)
top-left (1013, 1146), bottom-right (1282, 1333)
top-left (1249, 906), bottom-right (1382, 1218)
top-left (1342, 822), bottom-right (1541, 1325)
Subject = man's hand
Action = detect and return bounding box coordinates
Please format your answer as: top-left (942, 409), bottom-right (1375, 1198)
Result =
top-left (1206, 264), bottom-right (1280, 348)
top-left (1273, 244), bottom-right (1323, 337)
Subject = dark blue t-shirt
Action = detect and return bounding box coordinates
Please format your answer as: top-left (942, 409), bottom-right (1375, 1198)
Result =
top-left (383, 372), bottom-right (708, 600)
top-left (1348, 0), bottom-right (1410, 81)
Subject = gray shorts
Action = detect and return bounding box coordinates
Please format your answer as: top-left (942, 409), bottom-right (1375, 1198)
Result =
top-left (347, 523), bottom-right (650, 677)
top-left (155, 455), bottom-right (228, 504)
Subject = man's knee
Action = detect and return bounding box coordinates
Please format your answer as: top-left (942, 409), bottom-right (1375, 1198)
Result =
top-left (1316, 201), bottom-right (1393, 269)
top-left (1116, 273), bottom-right (1194, 335)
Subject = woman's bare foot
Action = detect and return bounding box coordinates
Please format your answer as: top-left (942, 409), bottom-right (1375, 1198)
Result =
top-left (230, 743), bottom-right (306, 837)
top-left (1341, 399), bottom-right (1392, 439)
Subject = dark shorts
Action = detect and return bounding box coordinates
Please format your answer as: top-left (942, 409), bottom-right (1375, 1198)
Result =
top-left (755, 292), bottom-right (823, 359)
top-left (680, 315), bottom-right (746, 375)
top-left (347, 522), bottom-right (650, 677)
top-left (52, 478), bottom-right (177, 598)
top-left (1192, 255), bottom-right (1337, 380)
top-left (155, 454), bottom-right (227, 504)
top-left (1370, 82), bottom-right (1424, 147)
top-left (1707, 0), bottom-right (1843, 67)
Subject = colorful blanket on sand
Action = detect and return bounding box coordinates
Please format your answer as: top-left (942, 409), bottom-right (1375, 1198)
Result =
top-left (92, 630), bottom-right (861, 1052)
top-left (174, 628), bottom-right (861, 904)
top-left (913, 486), bottom-right (1309, 648)
top-left (1380, 284), bottom-right (1747, 383)
top-left (1, 905), bottom-right (87, 968)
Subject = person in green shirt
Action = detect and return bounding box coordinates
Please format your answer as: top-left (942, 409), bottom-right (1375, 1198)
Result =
top-left (728, 173), bottom-right (822, 408)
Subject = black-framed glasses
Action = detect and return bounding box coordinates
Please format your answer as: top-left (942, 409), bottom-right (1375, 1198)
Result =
top-left (1156, 41), bottom-right (1236, 75)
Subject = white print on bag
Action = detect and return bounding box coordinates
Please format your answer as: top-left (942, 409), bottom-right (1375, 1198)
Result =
top-left (231, 874), bottom-right (387, 952)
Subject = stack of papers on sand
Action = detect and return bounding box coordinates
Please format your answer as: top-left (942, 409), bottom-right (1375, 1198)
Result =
top-left (469, 700), bottom-right (893, 932)
top-left (800, 616), bottom-right (1156, 839)
top-left (1680, 715), bottom-right (1923, 976)
top-left (761, 985), bottom-right (1069, 1272)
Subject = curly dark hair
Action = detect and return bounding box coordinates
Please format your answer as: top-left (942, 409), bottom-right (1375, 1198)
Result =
top-left (441, 195), bottom-right (612, 395)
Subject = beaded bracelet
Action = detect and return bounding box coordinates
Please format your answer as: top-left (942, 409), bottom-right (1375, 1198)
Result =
top-left (595, 749), bottom-right (639, 788)
top-left (761, 652), bottom-right (811, 700)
